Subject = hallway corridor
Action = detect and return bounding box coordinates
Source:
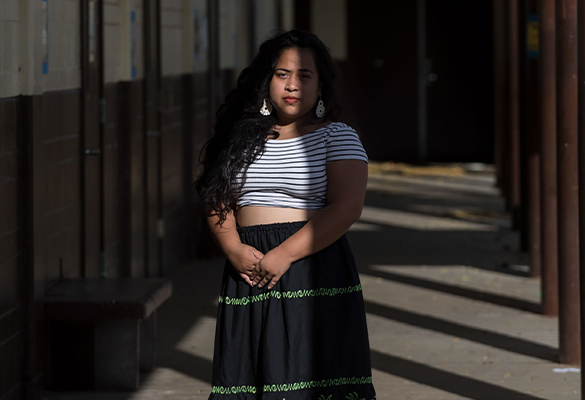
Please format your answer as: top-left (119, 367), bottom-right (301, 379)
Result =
top-left (44, 164), bottom-right (580, 400)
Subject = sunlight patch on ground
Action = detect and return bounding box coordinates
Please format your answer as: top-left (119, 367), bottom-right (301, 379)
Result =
top-left (366, 264), bottom-right (538, 303)
top-left (359, 267), bottom-right (554, 349)
top-left (367, 174), bottom-right (500, 196)
top-left (349, 221), bottom-right (383, 232)
top-left (369, 161), bottom-right (471, 177)
top-left (173, 316), bottom-right (216, 360)
top-left (360, 206), bottom-right (497, 231)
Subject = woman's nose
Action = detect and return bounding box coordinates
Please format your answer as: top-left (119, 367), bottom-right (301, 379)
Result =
top-left (286, 77), bottom-right (299, 91)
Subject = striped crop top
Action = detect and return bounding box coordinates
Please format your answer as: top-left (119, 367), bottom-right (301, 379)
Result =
top-left (236, 122), bottom-right (368, 210)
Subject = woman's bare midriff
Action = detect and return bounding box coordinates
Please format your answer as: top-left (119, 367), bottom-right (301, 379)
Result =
top-left (237, 206), bottom-right (319, 227)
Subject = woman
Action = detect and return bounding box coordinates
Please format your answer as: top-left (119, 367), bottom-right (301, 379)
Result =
top-left (196, 29), bottom-right (376, 400)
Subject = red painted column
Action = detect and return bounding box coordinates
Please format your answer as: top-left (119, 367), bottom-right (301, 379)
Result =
top-left (556, 0), bottom-right (580, 366)
top-left (524, 0), bottom-right (541, 278)
top-left (493, 0), bottom-right (508, 196)
top-left (508, 0), bottom-right (523, 232)
top-left (538, 0), bottom-right (559, 316)
top-left (577, 0), bottom-right (585, 385)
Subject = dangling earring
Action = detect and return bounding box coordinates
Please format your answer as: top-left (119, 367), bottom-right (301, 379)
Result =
top-left (260, 99), bottom-right (272, 116)
top-left (315, 96), bottom-right (325, 118)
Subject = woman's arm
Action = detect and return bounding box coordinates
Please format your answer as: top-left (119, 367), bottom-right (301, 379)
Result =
top-left (251, 159), bottom-right (368, 289)
top-left (207, 209), bottom-right (264, 285)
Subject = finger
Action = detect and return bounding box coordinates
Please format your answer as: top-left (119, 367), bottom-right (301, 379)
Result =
top-left (252, 269), bottom-right (265, 284)
top-left (267, 276), bottom-right (280, 290)
top-left (247, 269), bottom-right (259, 283)
top-left (240, 273), bottom-right (254, 286)
top-left (253, 250), bottom-right (264, 259)
top-left (257, 274), bottom-right (272, 289)
top-left (252, 273), bottom-right (263, 285)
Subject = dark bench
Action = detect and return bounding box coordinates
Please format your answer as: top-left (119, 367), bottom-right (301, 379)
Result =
top-left (44, 278), bottom-right (173, 391)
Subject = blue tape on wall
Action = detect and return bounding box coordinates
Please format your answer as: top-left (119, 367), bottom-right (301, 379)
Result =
top-left (131, 10), bottom-right (136, 79)
top-left (194, 9), bottom-right (200, 62)
top-left (232, 32), bottom-right (237, 69)
top-left (526, 14), bottom-right (539, 59)
top-left (42, 0), bottom-right (49, 74)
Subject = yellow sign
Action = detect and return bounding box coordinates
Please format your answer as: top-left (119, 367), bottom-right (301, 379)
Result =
top-left (527, 20), bottom-right (539, 57)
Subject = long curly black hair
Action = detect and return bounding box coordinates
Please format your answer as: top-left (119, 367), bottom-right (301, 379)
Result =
top-left (194, 29), bottom-right (340, 224)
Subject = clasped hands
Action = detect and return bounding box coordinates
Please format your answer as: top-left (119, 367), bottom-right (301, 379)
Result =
top-left (226, 244), bottom-right (291, 290)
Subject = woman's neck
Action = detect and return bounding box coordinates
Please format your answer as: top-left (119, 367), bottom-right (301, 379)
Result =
top-left (274, 115), bottom-right (324, 139)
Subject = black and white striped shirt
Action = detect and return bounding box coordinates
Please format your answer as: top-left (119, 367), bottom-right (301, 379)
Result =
top-left (236, 122), bottom-right (368, 210)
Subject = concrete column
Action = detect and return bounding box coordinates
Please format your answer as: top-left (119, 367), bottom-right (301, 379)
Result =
top-left (94, 321), bottom-right (140, 390)
top-left (139, 312), bottom-right (157, 372)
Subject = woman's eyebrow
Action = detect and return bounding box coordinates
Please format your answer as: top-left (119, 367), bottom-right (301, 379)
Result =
top-left (275, 67), bottom-right (314, 74)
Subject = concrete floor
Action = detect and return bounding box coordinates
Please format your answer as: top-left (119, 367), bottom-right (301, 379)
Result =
top-left (43, 165), bottom-right (581, 400)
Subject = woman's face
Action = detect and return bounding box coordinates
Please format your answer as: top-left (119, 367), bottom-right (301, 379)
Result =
top-left (269, 47), bottom-right (321, 125)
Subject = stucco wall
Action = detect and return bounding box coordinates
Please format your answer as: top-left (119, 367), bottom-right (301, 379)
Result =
top-left (0, 0), bottom-right (81, 98)
top-left (312, 0), bottom-right (347, 61)
top-left (104, 0), bottom-right (145, 83)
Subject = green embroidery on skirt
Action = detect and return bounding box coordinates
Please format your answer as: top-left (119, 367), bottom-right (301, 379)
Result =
top-left (210, 375), bottom-right (372, 395)
top-left (345, 391), bottom-right (366, 400)
top-left (218, 284), bottom-right (362, 306)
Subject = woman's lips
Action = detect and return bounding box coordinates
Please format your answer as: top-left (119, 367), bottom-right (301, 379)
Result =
top-left (283, 97), bottom-right (299, 104)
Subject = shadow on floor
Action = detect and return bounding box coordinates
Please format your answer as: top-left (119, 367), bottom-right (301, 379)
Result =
top-left (364, 300), bottom-right (556, 362)
top-left (370, 349), bottom-right (542, 400)
top-left (44, 171), bottom-right (549, 399)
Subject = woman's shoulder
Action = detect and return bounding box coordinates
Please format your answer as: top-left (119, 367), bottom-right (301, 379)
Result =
top-left (323, 121), bottom-right (368, 162)
top-left (322, 121), bottom-right (354, 131)
top-left (321, 121), bottom-right (360, 140)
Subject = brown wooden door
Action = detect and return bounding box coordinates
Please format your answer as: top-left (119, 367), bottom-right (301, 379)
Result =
top-left (344, 0), bottom-right (419, 162)
top-left (425, 1), bottom-right (494, 162)
top-left (81, 0), bottom-right (103, 278)
top-left (144, 0), bottom-right (162, 277)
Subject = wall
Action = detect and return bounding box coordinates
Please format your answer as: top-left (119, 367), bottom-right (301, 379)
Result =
top-left (0, 97), bottom-right (27, 400)
top-left (0, 0), bottom-right (22, 97)
top-left (253, 0), bottom-right (278, 50)
top-left (311, 0), bottom-right (347, 61)
top-left (0, 0), bottom-right (81, 97)
top-left (0, 0), bottom-right (280, 396)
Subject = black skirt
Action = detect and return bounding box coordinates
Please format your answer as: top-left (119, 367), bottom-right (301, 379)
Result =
top-left (209, 222), bottom-right (376, 400)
